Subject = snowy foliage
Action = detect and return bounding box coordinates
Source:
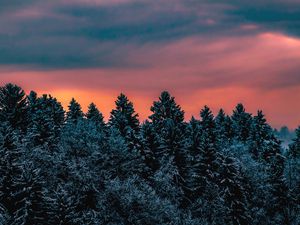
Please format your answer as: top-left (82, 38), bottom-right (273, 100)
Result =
top-left (0, 83), bottom-right (299, 225)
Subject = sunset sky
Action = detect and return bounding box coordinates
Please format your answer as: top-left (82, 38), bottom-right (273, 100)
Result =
top-left (1, 0), bottom-right (300, 128)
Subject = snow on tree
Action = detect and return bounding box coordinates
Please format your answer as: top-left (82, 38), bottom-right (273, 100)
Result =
top-left (0, 83), bottom-right (28, 132)
top-left (86, 103), bottom-right (106, 131)
top-left (218, 155), bottom-right (251, 225)
top-left (109, 93), bottom-right (141, 157)
top-left (109, 93), bottom-right (139, 135)
top-left (149, 91), bottom-right (184, 130)
top-left (248, 110), bottom-right (273, 159)
top-left (0, 83), bottom-right (298, 225)
top-left (215, 109), bottom-right (234, 147)
top-left (0, 123), bottom-right (22, 218)
top-left (66, 98), bottom-right (84, 124)
top-left (197, 106), bottom-right (219, 191)
top-left (98, 175), bottom-right (182, 225)
top-left (26, 92), bottom-right (65, 148)
top-left (139, 120), bottom-right (161, 174)
top-left (231, 103), bottom-right (252, 142)
top-left (285, 127), bottom-right (300, 224)
top-left (11, 162), bottom-right (46, 225)
top-left (148, 92), bottom-right (187, 189)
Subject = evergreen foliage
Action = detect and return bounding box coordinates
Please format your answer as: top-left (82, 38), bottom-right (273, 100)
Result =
top-left (0, 83), bottom-right (298, 225)
top-left (66, 98), bottom-right (84, 124)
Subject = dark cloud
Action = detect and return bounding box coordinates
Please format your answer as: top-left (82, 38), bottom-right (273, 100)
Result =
top-left (0, 0), bottom-right (299, 68)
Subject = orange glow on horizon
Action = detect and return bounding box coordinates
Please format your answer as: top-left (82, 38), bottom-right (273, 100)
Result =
top-left (1, 31), bottom-right (300, 129)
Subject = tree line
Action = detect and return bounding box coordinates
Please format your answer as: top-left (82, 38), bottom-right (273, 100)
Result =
top-left (0, 83), bottom-right (299, 225)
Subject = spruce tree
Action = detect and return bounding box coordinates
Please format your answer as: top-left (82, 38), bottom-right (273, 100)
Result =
top-left (0, 83), bottom-right (28, 131)
top-left (0, 124), bottom-right (21, 218)
top-left (140, 120), bottom-right (161, 174)
top-left (148, 91), bottom-right (186, 162)
top-left (45, 184), bottom-right (79, 225)
top-left (215, 109), bottom-right (234, 147)
top-left (289, 127), bottom-right (300, 158)
top-left (194, 106), bottom-right (220, 199)
top-left (0, 204), bottom-right (8, 225)
top-left (248, 110), bottom-right (273, 159)
top-left (219, 156), bottom-right (251, 225)
top-left (27, 92), bottom-right (65, 148)
top-left (286, 127), bottom-right (300, 224)
top-left (104, 128), bottom-right (145, 180)
top-left (11, 163), bottom-right (46, 225)
top-left (264, 138), bottom-right (289, 224)
top-left (109, 94), bottom-right (140, 154)
top-left (109, 93), bottom-right (139, 135)
top-left (231, 103), bottom-right (252, 142)
top-left (184, 117), bottom-right (202, 201)
top-left (66, 98), bottom-right (84, 124)
top-left (86, 103), bottom-right (105, 130)
top-left (149, 91), bottom-right (184, 130)
top-left (148, 92), bottom-right (187, 200)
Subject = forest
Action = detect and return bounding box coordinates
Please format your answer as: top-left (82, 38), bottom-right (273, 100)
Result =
top-left (0, 83), bottom-right (299, 225)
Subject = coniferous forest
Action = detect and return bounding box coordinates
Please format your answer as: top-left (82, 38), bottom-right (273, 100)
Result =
top-left (0, 83), bottom-right (299, 225)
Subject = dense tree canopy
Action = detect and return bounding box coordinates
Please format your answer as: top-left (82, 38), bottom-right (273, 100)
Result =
top-left (0, 83), bottom-right (298, 225)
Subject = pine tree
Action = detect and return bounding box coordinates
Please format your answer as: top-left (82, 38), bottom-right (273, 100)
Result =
top-left (185, 107), bottom-right (221, 216)
top-left (289, 127), bottom-right (300, 158)
top-left (0, 124), bottom-right (22, 218)
top-left (286, 127), bottom-right (300, 224)
top-left (248, 110), bottom-right (273, 159)
top-left (215, 109), bottom-right (234, 147)
top-left (264, 139), bottom-right (289, 224)
top-left (184, 117), bottom-right (202, 200)
top-left (219, 156), bottom-right (251, 225)
top-left (26, 92), bottom-right (65, 148)
top-left (149, 91), bottom-right (184, 130)
top-left (199, 106), bottom-right (219, 183)
top-left (11, 162), bottom-right (46, 225)
top-left (104, 128), bottom-right (145, 180)
top-left (86, 103), bottom-right (106, 131)
top-left (0, 83), bottom-right (28, 132)
top-left (59, 119), bottom-right (105, 217)
top-left (0, 204), bottom-right (8, 225)
top-left (140, 121), bottom-right (161, 174)
top-left (66, 98), bottom-right (84, 124)
top-left (190, 106), bottom-right (220, 203)
top-left (231, 104), bottom-right (252, 142)
top-left (200, 106), bottom-right (216, 145)
top-left (148, 92), bottom-right (187, 201)
top-left (45, 184), bottom-right (79, 225)
top-left (109, 93), bottom-right (139, 135)
top-left (109, 94), bottom-right (140, 154)
top-left (99, 175), bottom-right (182, 225)
top-left (148, 91), bottom-right (186, 163)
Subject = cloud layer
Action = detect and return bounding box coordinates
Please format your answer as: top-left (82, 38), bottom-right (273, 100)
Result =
top-left (0, 0), bottom-right (300, 128)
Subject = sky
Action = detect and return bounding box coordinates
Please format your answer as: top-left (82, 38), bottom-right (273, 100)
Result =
top-left (0, 0), bottom-right (300, 128)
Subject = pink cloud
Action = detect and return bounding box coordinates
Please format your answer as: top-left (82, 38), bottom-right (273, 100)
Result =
top-left (1, 31), bottom-right (300, 128)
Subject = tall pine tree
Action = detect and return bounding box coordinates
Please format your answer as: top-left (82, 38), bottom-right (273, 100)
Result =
top-left (86, 103), bottom-right (106, 131)
top-left (0, 83), bottom-right (28, 132)
top-left (66, 98), bottom-right (84, 124)
top-left (231, 104), bottom-right (252, 142)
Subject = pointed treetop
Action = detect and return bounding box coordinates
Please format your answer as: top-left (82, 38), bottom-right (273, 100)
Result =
top-left (216, 108), bottom-right (225, 118)
top-left (27, 91), bottom-right (38, 105)
top-left (254, 110), bottom-right (267, 124)
top-left (288, 126), bottom-right (300, 158)
top-left (86, 102), bottom-right (105, 128)
top-left (234, 103), bottom-right (246, 114)
top-left (200, 105), bottom-right (214, 123)
top-left (109, 93), bottom-right (139, 133)
top-left (149, 91), bottom-right (184, 126)
top-left (0, 83), bottom-right (27, 130)
top-left (66, 98), bottom-right (84, 123)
